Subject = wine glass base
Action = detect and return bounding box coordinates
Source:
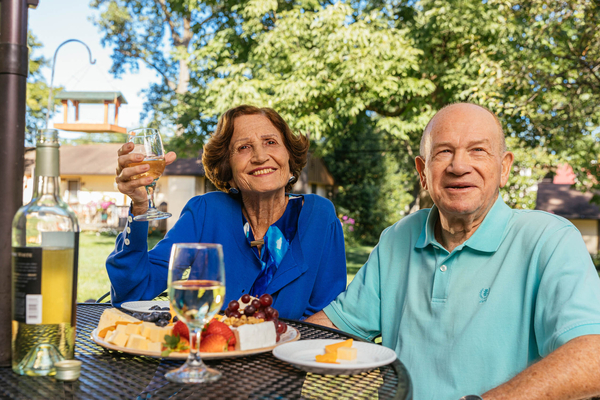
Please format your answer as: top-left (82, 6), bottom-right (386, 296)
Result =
top-left (133, 210), bottom-right (172, 222)
top-left (165, 365), bottom-right (222, 384)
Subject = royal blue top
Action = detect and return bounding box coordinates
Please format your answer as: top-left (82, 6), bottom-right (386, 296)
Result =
top-left (106, 192), bottom-right (347, 319)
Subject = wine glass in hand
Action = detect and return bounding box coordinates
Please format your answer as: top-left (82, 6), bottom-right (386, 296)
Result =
top-left (166, 243), bottom-right (226, 383)
top-left (127, 128), bottom-right (171, 221)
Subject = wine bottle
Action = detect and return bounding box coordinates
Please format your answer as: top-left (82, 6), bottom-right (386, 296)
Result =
top-left (11, 129), bottom-right (79, 376)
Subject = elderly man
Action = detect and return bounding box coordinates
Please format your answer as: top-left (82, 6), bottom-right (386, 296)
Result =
top-left (307, 103), bottom-right (600, 400)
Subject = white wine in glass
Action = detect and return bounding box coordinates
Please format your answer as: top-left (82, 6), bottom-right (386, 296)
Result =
top-left (166, 243), bottom-right (226, 383)
top-left (127, 128), bottom-right (171, 221)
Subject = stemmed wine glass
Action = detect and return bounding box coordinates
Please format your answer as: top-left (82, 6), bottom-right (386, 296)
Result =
top-left (127, 128), bottom-right (172, 221)
top-left (165, 243), bottom-right (226, 383)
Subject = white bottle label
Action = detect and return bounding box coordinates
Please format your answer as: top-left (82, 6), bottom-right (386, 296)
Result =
top-left (25, 295), bottom-right (42, 324)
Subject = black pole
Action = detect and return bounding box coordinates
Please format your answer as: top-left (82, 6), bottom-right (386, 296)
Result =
top-left (0, 0), bottom-right (38, 367)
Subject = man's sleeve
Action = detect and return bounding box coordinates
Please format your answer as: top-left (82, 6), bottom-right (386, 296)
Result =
top-left (535, 225), bottom-right (600, 356)
top-left (323, 243), bottom-right (382, 341)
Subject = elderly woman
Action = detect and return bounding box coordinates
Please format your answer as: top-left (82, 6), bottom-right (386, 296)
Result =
top-left (106, 105), bottom-right (347, 319)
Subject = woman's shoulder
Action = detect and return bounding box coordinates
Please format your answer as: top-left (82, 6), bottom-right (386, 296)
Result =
top-left (297, 194), bottom-right (338, 223)
top-left (187, 191), bottom-right (238, 207)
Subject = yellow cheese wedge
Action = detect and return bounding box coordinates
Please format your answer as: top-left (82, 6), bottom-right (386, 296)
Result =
top-left (337, 346), bottom-right (357, 361)
top-left (97, 308), bottom-right (140, 333)
top-left (98, 327), bottom-right (115, 339)
top-left (147, 341), bottom-right (162, 353)
top-left (125, 334), bottom-right (149, 351)
top-left (325, 339), bottom-right (353, 354)
top-left (106, 330), bottom-right (129, 348)
top-left (315, 353), bottom-right (339, 364)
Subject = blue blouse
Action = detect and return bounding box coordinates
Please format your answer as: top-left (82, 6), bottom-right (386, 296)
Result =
top-left (106, 192), bottom-right (347, 319)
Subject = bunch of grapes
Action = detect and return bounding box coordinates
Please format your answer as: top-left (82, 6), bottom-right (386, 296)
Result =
top-left (225, 294), bottom-right (288, 337)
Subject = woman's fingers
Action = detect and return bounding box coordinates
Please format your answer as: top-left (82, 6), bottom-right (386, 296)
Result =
top-left (165, 151), bottom-right (177, 166)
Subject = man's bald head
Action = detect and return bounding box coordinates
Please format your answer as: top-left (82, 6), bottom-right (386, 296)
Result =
top-left (420, 103), bottom-right (506, 158)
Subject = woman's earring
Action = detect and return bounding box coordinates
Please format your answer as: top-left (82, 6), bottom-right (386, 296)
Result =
top-left (228, 187), bottom-right (239, 195)
top-left (288, 176), bottom-right (296, 184)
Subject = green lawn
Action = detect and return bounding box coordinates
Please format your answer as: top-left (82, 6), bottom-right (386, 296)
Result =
top-left (77, 232), bottom-right (161, 302)
top-left (77, 232), bottom-right (373, 301)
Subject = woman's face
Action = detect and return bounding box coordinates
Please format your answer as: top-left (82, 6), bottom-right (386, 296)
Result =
top-left (228, 114), bottom-right (291, 197)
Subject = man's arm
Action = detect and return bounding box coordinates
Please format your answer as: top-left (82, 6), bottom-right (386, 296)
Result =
top-left (482, 334), bottom-right (600, 400)
top-left (305, 310), bottom-right (338, 329)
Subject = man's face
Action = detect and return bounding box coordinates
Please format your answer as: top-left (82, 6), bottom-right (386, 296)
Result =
top-left (415, 104), bottom-right (514, 223)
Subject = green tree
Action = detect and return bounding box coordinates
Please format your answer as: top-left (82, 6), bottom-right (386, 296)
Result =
top-left (26, 32), bottom-right (55, 145)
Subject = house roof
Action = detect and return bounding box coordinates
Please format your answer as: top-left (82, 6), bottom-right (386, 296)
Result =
top-left (54, 91), bottom-right (128, 105)
top-left (24, 144), bottom-right (204, 177)
top-left (535, 181), bottom-right (600, 219)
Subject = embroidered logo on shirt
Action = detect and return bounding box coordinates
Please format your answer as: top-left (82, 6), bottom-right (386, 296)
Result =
top-left (479, 288), bottom-right (490, 303)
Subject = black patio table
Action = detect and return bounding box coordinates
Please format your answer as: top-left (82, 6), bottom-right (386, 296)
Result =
top-left (0, 303), bottom-right (412, 399)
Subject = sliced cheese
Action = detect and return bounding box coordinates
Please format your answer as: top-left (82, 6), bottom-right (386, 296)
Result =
top-left (125, 323), bottom-right (142, 335)
top-left (106, 330), bottom-right (129, 348)
top-left (115, 324), bottom-right (128, 333)
top-left (234, 321), bottom-right (276, 351)
top-left (315, 353), bottom-right (338, 364)
top-left (337, 346), bottom-right (357, 362)
top-left (325, 339), bottom-right (353, 354)
top-left (125, 334), bottom-right (149, 351)
top-left (97, 308), bottom-right (140, 333)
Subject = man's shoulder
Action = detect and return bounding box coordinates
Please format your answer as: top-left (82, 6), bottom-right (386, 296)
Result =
top-left (380, 209), bottom-right (430, 240)
top-left (509, 208), bottom-right (576, 232)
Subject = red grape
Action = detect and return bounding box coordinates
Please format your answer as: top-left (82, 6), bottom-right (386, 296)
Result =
top-left (254, 311), bottom-right (266, 320)
top-left (228, 300), bottom-right (239, 311)
top-left (230, 310), bottom-right (241, 318)
top-left (241, 294), bottom-right (251, 303)
top-left (244, 305), bottom-right (256, 316)
top-left (251, 299), bottom-right (261, 310)
top-left (264, 306), bottom-right (275, 317)
top-left (259, 294), bottom-right (273, 307)
top-left (225, 309), bottom-right (232, 317)
top-left (271, 309), bottom-right (279, 319)
top-left (276, 321), bottom-right (287, 334)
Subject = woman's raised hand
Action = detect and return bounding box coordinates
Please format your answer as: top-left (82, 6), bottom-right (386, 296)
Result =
top-left (115, 142), bottom-right (177, 216)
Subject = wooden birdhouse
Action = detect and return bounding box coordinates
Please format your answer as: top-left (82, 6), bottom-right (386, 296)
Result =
top-left (53, 91), bottom-right (128, 134)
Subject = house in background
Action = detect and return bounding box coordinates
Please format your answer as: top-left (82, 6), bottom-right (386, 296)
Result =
top-left (23, 144), bottom-right (335, 231)
top-left (535, 164), bottom-right (600, 254)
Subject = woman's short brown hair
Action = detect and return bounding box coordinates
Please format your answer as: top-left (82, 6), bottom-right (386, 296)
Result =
top-left (202, 105), bottom-right (310, 193)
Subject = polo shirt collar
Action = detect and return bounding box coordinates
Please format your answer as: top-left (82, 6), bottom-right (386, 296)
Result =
top-left (415, 195), bottom-right (512, 253)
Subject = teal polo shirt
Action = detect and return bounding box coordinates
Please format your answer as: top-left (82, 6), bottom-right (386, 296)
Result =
top-left (324, 196), bottom-right (600, 400)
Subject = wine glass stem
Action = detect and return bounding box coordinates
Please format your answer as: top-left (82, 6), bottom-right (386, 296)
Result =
top-left (146, 184), bottom-right (157, 211)
top-left (187, 328), bottom-right (203, 366)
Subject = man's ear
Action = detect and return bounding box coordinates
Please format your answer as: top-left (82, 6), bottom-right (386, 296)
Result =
top-left (499, 151), bottom-right (514, 188)
top-left (415, 156), bottom-right (428, 190)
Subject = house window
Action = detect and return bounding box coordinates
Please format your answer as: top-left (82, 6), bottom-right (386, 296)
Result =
top-left (67, 180), bottom-right (79, 203)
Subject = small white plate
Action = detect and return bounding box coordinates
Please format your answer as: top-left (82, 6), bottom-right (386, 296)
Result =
top-left (272, 339), bottom-right (397, 375)
top-left (121, 300), bottom-right (170, 313)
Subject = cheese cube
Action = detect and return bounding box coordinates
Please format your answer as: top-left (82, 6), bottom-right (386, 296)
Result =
top-left (140, 322), bottom-right (155, 339)
top-left (125, 334), bottom-right (149, 351)
top-left (337, 346), bottom-right (357, 362)
top-left (125, 323), bottom-right (142, 335)
top-left (106, 330), bottom-right (129, 348)
top-left (147, 341), bottom-right (162, 353)
top-left (234, 321), bottom-right (276, 351)
top-left (115, 324), bottom-right (128, 333)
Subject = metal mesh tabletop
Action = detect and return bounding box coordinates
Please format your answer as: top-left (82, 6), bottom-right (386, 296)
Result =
top-left (0, 304), bottom-right (412, 399)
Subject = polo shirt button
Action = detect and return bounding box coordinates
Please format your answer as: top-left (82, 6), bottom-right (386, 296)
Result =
top-left (124, 238), bottom-right (130, 246)
top-left (440, 265), bottom-right (447, 272)
top-left (127, 227), bottom-right (131, 234)
top-left (433, 246), bottom-right (439, 250)
top-left (128, 216), bottom-right (133, 223)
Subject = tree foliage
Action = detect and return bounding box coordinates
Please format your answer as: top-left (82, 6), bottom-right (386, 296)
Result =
top-left (26, 32), bottom-right (55, 145)
top-left (93, 0), bottom-right (600, 243)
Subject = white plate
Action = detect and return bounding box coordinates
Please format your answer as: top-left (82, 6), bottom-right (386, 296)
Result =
top-left (121, 300), bottom-right (170, 313)
top-left (91, 326), bottom-right (300, 360)
top-left (272, 339), bottom-right (397, 375)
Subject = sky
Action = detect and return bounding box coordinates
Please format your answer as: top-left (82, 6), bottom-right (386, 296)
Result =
top-left (28, 0), bottom-right (161, 136)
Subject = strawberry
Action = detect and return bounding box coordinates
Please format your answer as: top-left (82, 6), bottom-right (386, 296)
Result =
top-left (200, 334), bottom-right (228, 353)
top-left (203, 319), bottom-right (236, 346)
top-left (228, 344), bottom-right (235, 352)
top-left (172, 320), bottom-right (189, 341)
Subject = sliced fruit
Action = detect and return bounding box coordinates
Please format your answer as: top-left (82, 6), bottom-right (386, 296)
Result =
top-left (200, 334), bottom-right (228, 353)
top-left (172, 320), bottom-right (189, 341)
top-left (203, 319), bottom-right (236, 346)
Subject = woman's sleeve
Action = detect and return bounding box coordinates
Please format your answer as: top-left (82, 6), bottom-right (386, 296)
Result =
top-left (303, 217), bottom-right (347, 318)
top-left (106, 197), bottom-right (206, 306)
